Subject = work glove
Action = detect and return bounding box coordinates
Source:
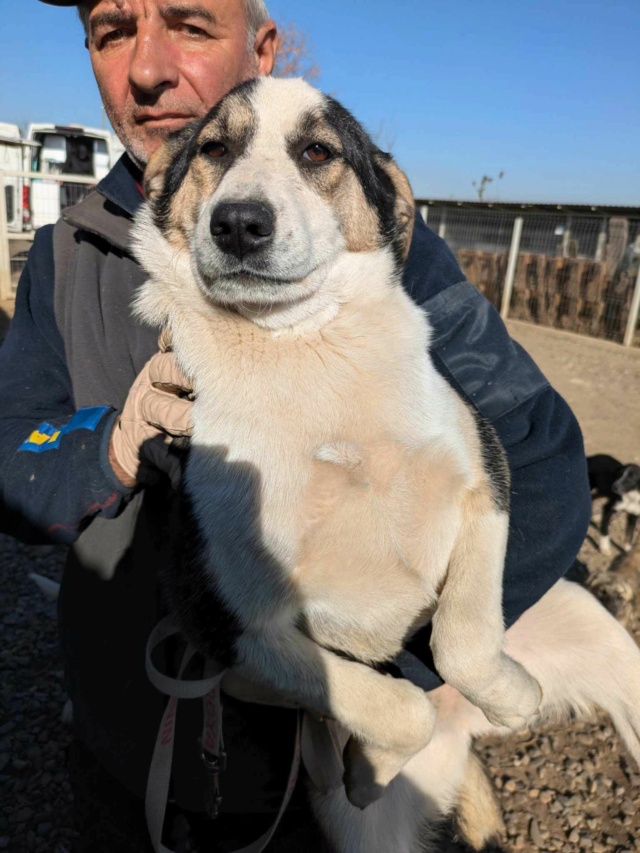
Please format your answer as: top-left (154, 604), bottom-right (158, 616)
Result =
top-left (109, 345), bottom-right (194, 489)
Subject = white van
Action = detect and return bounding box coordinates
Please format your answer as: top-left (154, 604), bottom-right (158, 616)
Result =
top-left (26, 124), bottom-right (119, 229)
top-left (1, 122), bottom-right (124, 232)
top-left (0, 123), bottom-right (39, 232)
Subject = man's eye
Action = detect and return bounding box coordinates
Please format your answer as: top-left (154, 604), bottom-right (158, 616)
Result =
top-left (202, 142), bottom-right (227, 159)
top-left (176, 23), bottom-right (208, 38)
top-left (99, 29), bottom-right (126, 47)
top-left (302, 144), bottom-right (334, 164)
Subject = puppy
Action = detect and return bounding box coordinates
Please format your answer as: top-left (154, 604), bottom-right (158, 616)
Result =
top-left (588, 453), bottom-right (640, 555)
top-left (132, 79), bottom-right (640, 850)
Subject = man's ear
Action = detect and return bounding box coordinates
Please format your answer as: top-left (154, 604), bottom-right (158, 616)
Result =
top-left (254, 20), bottom-right (278, 76)
top-left (375, 153), bottom-right (416, 260)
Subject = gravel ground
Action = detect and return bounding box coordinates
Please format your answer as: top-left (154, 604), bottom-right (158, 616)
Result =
top-left (469, 514), bottom-right (640, 853)
top-left (0, 540), bottom-right (73, 853)
top-left (1, 316), bottom-right (639, 852)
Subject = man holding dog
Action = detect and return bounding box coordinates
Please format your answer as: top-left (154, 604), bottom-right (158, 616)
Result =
top-left (0, 1), bottom-right (591, 850)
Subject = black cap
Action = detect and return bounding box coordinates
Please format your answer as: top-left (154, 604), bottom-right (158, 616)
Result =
top-left (39, 1), bottom-right (81, 6)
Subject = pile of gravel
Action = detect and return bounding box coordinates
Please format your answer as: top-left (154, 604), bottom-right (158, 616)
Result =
top-left (1, 511), bottom-right (639, 852)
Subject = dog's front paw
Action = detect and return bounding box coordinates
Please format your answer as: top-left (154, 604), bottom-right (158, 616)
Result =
top-left (342, 739), bottom-right (403, 810)
top-left (342, 689), bottom-right (436, 809)
top-left (479, 659), bottom-right (542, 729)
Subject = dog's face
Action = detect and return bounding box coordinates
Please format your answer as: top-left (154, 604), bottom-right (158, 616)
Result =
top-left (140, 77), bottom-right (415, 309)
top-left (614, 464), bottom-right (640, 515)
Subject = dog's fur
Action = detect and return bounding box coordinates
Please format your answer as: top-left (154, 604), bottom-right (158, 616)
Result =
top-left (588, 454), bottom-right (640, 555)
top-left (132, 78), bottom-right (640, 851)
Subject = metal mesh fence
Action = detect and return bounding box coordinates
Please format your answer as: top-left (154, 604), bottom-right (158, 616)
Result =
top-left (28, 177), bottom-right (94, 231)
top-left (421, 204), bottom-right (640, 346)
top-left (9, 239), bottom-right (33, 293)
top-left (1, 172), bottom-right (96, 297)
top-left (3, 185), bottom-right (640, 347)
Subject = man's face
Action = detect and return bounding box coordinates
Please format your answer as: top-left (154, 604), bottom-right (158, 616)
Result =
top-left (85, 0), bottom-right (277, 166)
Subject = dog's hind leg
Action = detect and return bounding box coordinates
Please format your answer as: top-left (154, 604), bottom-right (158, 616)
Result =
top-left (502, 578), bottom-right (640, 767)
top-left (310, 770), bottom-right (441, 853)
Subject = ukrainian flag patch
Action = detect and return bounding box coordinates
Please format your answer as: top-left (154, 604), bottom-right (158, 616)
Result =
top-left (19, 406), bottom-right (110, 454)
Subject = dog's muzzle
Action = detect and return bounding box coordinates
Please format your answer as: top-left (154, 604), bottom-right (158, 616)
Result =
top-left (210, 201), bottom-right (275, 261)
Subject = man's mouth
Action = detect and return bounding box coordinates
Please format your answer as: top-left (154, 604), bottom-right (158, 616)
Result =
top-left (136, 113), bottom-right (195, 129)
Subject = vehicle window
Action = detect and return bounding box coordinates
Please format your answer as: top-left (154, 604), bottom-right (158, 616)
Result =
top-left (63, 136), bottom-right (94, 176)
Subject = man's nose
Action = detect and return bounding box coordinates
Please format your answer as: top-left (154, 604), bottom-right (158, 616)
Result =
top-left (210, 202), bottom-right (275, 260)
top-left (128, 30), bottom-right (179, 96)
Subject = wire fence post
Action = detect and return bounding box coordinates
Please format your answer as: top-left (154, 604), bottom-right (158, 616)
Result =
top-left (501, 216), bottom-right (523, 320)
top-left (623, 264), bottom-right (640, 347)
top-left (562, 216), bottom-right (573, 258)
top-left (0, 180), bottom-right (12, 301)
top-left (438, 209), bottom-right (447, 242)
top-left (595, 217), bottom-right (607, 262)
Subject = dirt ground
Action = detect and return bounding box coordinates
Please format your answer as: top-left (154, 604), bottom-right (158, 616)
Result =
top-left (506, 320), bottom-right (640, 465)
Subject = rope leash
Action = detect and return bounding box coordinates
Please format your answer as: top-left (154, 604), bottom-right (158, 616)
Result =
top-left (145, 617), bottom-right (302, 853)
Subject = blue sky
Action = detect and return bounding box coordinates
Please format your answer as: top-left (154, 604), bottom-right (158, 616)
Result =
top-left (1, 0), bottom-right (638, 204)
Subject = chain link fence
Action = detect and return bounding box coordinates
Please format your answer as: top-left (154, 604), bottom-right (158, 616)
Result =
top-left (420, 203), bottom-right (640, 347)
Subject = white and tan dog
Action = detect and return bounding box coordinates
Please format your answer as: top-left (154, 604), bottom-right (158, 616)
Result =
top-left (132, 78), bottom-right (640, 851)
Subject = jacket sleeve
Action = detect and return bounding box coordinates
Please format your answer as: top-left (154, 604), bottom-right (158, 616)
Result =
top-left (0, 226), bottom-right (133, 544)
top-left (397, 216), bottom-right (591, 689)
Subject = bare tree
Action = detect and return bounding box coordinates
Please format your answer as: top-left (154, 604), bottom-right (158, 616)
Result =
top-left (472, 171), bottom-right (504, 201)
top-left (273, 23), bottom-right (320, 81)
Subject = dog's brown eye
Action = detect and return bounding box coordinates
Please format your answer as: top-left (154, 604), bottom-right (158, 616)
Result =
top-left (303, 144), bottom-right (333, 164)
top-left (202, 141), bottom-right (227, 159)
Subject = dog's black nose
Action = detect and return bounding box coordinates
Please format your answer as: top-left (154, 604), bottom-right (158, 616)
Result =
top-left (210, 202), bottom-right (274, 259)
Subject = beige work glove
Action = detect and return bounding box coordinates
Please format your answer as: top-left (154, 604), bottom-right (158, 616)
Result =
top-left (109, 349), bottom-right (194, 489)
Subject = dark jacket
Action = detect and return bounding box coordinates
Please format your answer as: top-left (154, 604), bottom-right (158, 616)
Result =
top-left (0, 154), bottom-right (591, 813)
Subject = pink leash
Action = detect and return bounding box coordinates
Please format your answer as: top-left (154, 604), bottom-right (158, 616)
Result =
top-left (145, 617), bottom-right (302, 853)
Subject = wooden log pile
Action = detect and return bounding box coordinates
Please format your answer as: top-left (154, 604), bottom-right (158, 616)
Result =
top-left (510, 253), bottom-right (609, 336)
top-left (457, 249), bottom-right (507, 310)
top-left (457, 247), bottom-right (637, 343)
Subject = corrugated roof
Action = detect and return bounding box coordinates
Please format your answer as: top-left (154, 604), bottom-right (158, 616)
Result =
top-left (415, 198), bottom-right (640, 217)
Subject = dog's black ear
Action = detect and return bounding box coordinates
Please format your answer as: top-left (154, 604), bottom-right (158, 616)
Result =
top-left (143, 122), bottom-right (198, 202)
top-left (374, 152), bottom-right (415, 261)
top-left (143, 142), bottom-right (174, 202)
top-left (322, 95), bottom-right (415, 263)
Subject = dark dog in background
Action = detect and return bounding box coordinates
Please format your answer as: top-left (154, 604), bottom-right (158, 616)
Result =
top-left (588, 454), bottom-right (640, 555)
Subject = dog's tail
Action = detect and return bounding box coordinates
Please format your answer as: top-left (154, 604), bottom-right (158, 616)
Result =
top-left (503, 578), bottom-right (640, 767)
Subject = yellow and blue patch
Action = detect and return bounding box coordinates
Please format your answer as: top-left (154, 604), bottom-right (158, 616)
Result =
top-left (19, 407), bottom-right (109, 454)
